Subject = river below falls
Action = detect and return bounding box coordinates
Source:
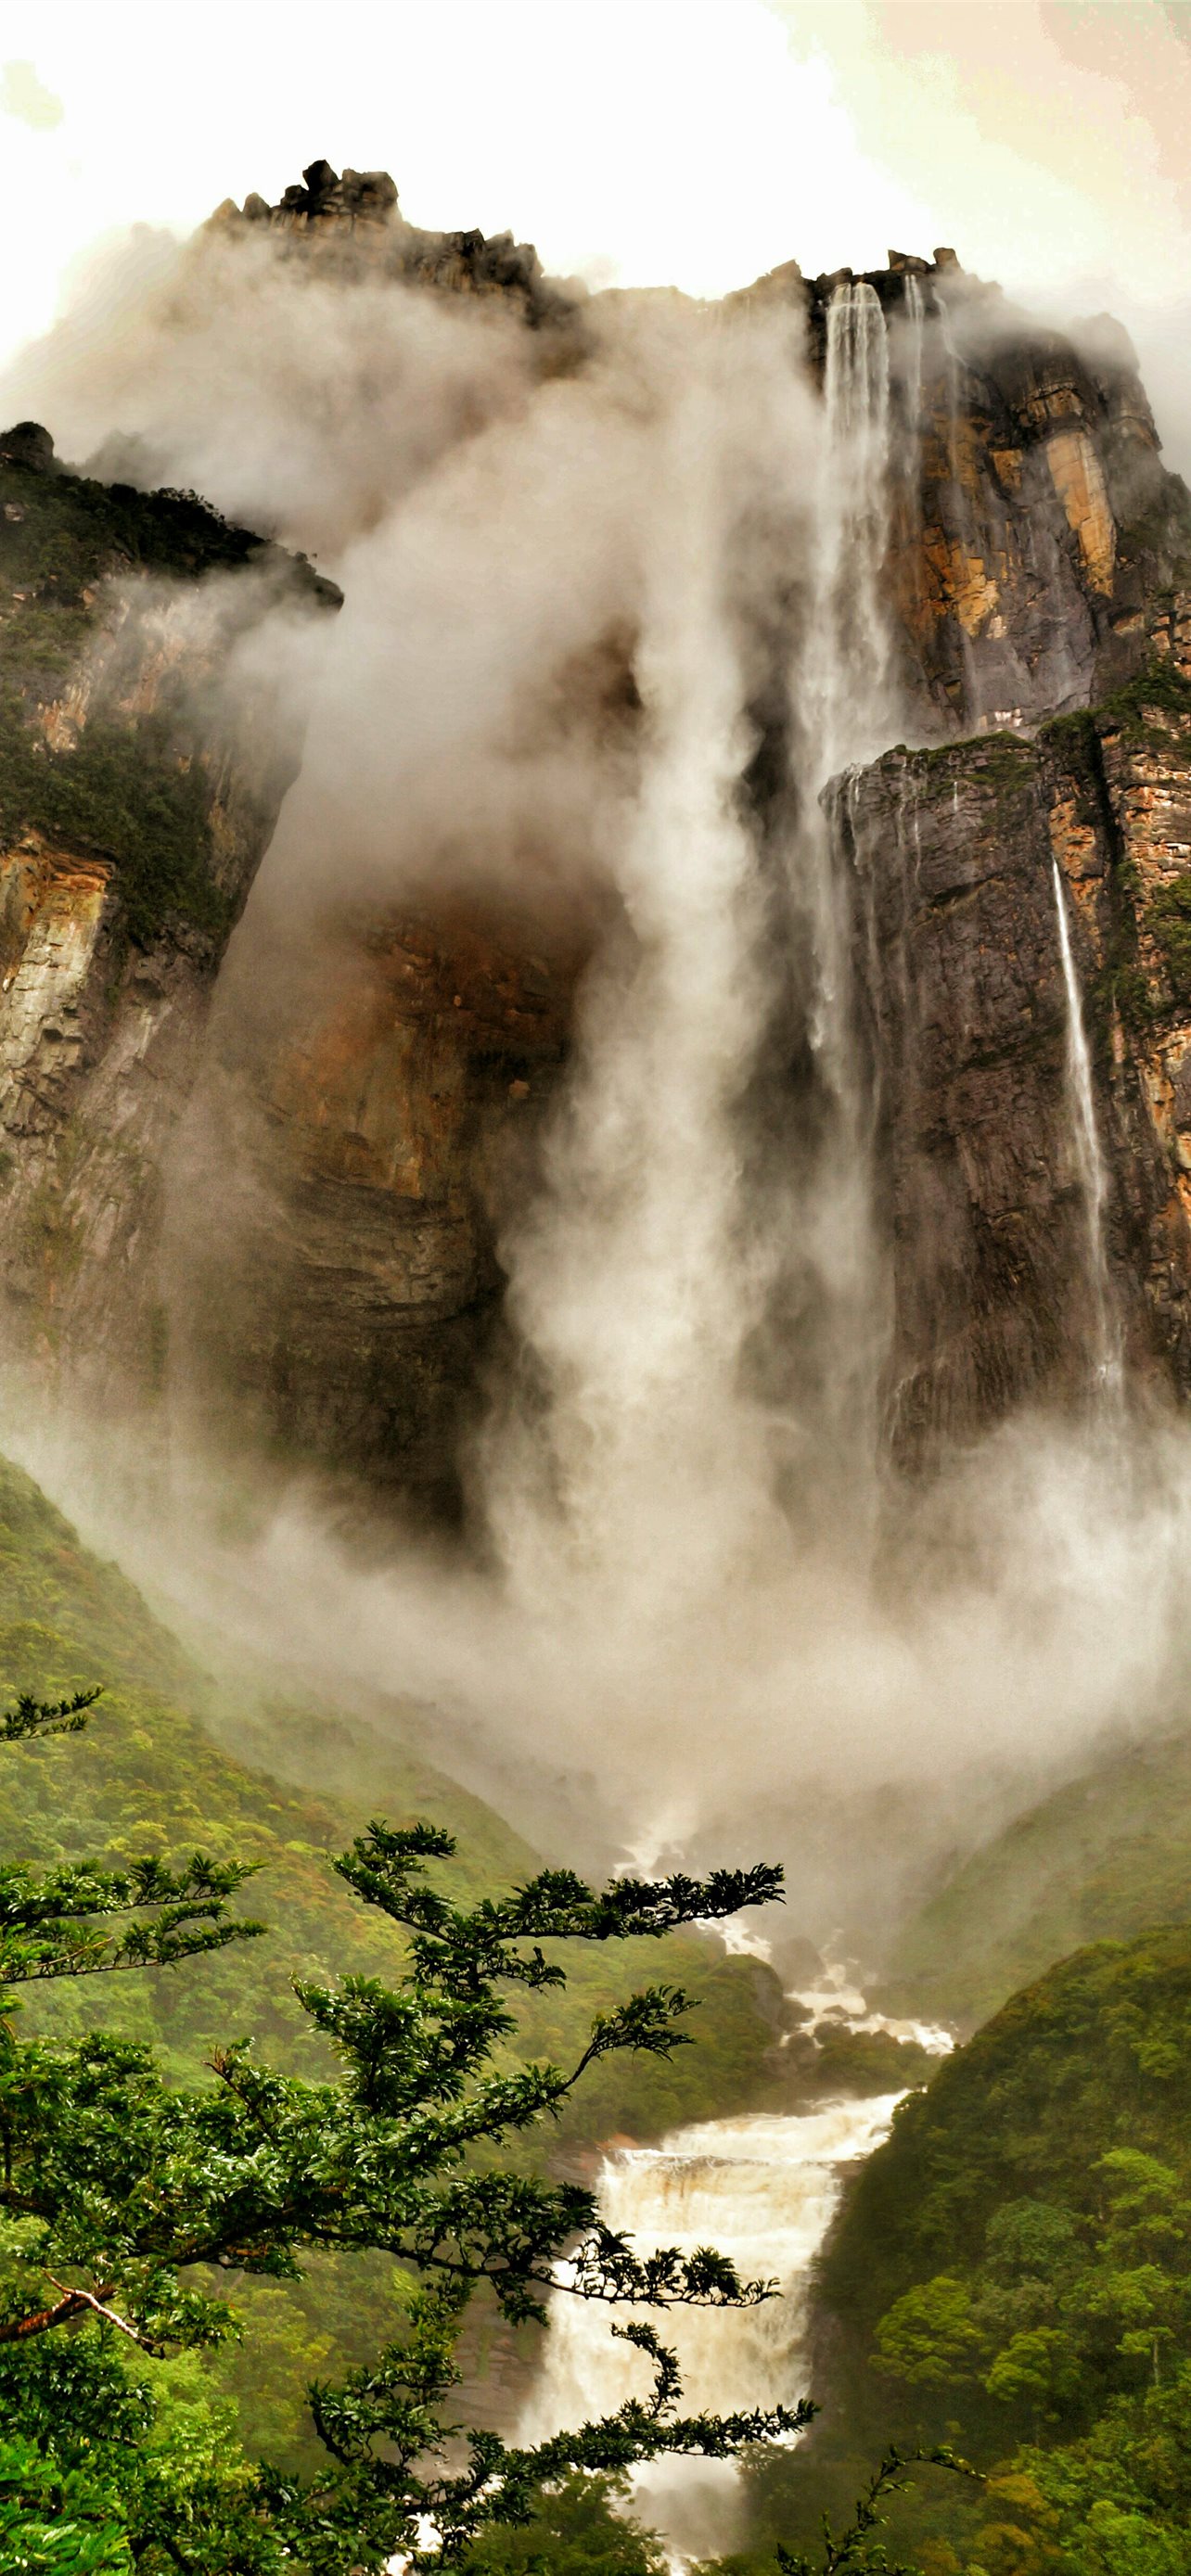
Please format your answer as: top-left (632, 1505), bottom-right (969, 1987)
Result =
top-left (513, 1970), bottom-right (952, 2566)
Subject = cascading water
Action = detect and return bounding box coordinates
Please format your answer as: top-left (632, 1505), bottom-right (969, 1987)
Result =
top-left (1051, 861), bottom-right (1121, 1396)
top-left (811, 281), bottom-right (893, 781)
top-left (899, 273), bottom-right (926, 500)
top-left (515, 2100), bottom-right (901, 2564)
top-left (480, 342), bottom-right (789, 1639)
top-left (769, 280), bottom-right (896, 1501)
top-left (515, 1959), bottom-right (951, 2566)
top-left (460, 289), bottom-right (903, 1843)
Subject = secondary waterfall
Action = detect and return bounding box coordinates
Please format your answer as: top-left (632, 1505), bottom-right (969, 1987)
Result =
top-left (514, 1958), bottom-right (951, 2566)
top-left (1051, 861), bottom-right (1120, 1395)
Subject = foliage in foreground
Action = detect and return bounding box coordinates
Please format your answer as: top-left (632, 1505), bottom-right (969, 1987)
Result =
top-left (0, 1445), bottom-right (789, 2464)
top-left (1, 1688), bottom-right (812, 2571)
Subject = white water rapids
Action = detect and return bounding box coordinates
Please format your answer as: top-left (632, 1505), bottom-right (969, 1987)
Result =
top-left (517, 2098), bottom-right (899, 2562)
top-left (514, 1964), bottom-right (953, 2567)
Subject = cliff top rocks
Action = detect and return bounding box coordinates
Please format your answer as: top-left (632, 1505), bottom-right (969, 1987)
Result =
top-left (0, 421), bottom-right (58, 474)
top-left (210, 158), bottom-right (576, 327)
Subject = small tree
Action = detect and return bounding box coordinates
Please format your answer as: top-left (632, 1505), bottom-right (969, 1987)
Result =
top-left (0, 1692), bottom-right (809, 2571)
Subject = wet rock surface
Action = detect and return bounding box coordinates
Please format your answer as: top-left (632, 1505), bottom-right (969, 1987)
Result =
top-left (0, 433), bottom-right (337, 1407)
top-left (841, 597), bottom-right (1191, 1456)
top-left (169, 894), bottom-right (590, 1517)
top-left (9, 209), bottom-right (1191, 1497)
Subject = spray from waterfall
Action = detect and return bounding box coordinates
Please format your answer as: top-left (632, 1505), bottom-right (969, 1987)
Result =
top-left (480, 335), bottom-right (793, 1638)
top-left (1051, 860), bottom-right (1121, 1398)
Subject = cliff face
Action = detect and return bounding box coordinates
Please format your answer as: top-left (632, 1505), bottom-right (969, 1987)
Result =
top-left (840, 601), bottom-right (1191, 1456)
top-left (172, 233), bottom-right (1191, 1494)
top-left (11, 185), bottom-right (1191, 1495)
top-left (0, 425), bottom-right (338, 1406)
top-left (170, 895), bottom-right (589, 1516)
top-left (839, 257), bottom-right (1182, 738)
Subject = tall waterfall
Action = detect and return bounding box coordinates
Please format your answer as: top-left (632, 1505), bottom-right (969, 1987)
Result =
top-left (774, 280), bottom-right (895, 1498)
top-left (1051, 862), bottom-right (1120, 1395)
top-left (811, 281), bottom-right (893, 781)
top-left (897, 276), bottom-right (928, 458)
top-left (481, 346), bottom-right (787, 1635)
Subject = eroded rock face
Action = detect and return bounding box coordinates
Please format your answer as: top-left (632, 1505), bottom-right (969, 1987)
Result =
top-left (165, 238), bottom-right (1191, 1498)
top-left (871, 265), bottom-right (1181, 739)
top-left (0, 433), bottom-right (338, 1402)
top-left (839, 599), bottom-right (1191, 1457)
top-left (169, 893), bottom-right (591, 1516)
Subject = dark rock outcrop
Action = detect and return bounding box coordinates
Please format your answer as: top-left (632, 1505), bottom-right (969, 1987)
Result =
top-left (169, 894), bottom-right (591, 1518)
top-left (0, 430), bottom-right (338, 1405)
top-left (209, 157), bottom-right (578, 330)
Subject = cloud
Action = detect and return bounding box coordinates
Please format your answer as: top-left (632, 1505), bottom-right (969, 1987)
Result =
top-left (1, 58), bottom-right (63, 131)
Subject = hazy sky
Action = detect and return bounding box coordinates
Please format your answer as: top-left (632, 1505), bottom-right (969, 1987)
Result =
top-left (2, 3), bottom-right (1190, 329)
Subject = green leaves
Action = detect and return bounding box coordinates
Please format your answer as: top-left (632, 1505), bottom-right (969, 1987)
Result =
top-left (0, 1690), bottom-right (101, 1746)
top-left (0, 1852), bottom-right (265, 1996)
top-left (873, 2277), bottom-right (984, 2390)
top-left (0, 1730), bottom-right (794, 2570)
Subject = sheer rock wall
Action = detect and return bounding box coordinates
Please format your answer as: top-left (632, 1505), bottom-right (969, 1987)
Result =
top-left (0, 427), bottom-right (338, 1409)
top-left (10, 180), bottom-right (1191, 1493)
top-left (839, 598), bottom-right (1191, 1457)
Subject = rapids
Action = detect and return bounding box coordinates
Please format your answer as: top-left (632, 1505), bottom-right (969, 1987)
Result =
top-left (514, 1968), bottom-right (953, 2567)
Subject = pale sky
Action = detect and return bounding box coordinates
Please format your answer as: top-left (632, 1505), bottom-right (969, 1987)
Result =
top-left (3, 1), bottom-right (1191, 384)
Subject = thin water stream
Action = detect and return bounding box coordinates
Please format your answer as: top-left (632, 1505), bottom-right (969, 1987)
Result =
top-left (1051, 861), bottom-right (1121, 1396)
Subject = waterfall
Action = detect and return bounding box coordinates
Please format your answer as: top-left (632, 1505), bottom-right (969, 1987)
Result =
top-left (480, 337), bottom-right (789, 1640)
top-left (461, 293), bottom-right (902, 1848)
top-left (811, 281), bottom-right (892, 782)
top-left (1051, 861), bottom-right (1120, 1396)
top-left (515, 1955), bottom-right (952, 2566)
top-left (901, 274), bottom-right (925, 476)
top-left (516, 2098), bottom-right (903, 2565)
top-left (763, 281), bottom-right (895, 1506)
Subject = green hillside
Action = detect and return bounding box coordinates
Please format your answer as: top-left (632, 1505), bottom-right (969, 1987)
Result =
top-left (725, 1926), bottom-right (1191, 2576)
top-left (882, 1726), bottom-right (1191, 2031)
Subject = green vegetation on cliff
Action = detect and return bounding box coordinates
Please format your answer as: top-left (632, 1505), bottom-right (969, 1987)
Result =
top-left (733, 1928), bottom-right (1191, 2576)
top-left (884, 1725), bottom-right (1191, 2031)
top-left (0, 447), bottom-right (335, 943)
